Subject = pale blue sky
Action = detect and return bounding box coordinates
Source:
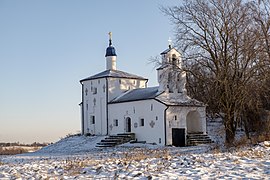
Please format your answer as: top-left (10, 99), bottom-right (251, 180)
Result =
top-left (0, 0), bottom-right (180, 143)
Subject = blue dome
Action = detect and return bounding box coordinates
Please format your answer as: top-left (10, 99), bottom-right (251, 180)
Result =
top-left (105, 45), bottom-right (117, 57)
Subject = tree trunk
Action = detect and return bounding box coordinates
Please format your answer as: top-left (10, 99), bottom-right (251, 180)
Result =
top-left (224, 114), bottom-right (236, 144)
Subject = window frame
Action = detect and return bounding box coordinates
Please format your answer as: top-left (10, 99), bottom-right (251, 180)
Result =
top-left (140, 118), bottom-right (145, 127)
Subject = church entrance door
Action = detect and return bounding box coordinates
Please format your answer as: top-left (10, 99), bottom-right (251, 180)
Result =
top-left (172, 128), bottom-right (185, 147)
top-left (125, 117), bottom-right (131, 132)
top-left (186, 111), bottom-right (202, 133)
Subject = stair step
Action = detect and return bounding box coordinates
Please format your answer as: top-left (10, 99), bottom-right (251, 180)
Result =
top-left (96, 145), bottom-right (114, 148)
top-left (189, 141), bottom-right (212, 143)
top-left (96, 133), bottom-right (136, 148)
top-left (188, 138), bottom-right (211, 141)
top-left (117, 133), bottom-right (135, 135)
top-left (97, 142), bottom-right (118, 145)
top-left (109, 136), bottom-right (126, 139)
top-left (186, 133), bottom-right (212, 146)
top-left (187, 134), bottom-right (209, 137)
top-left (187, 132), bottom-right (204, 134)
top-left (104, 139), bottom-right (122, 142)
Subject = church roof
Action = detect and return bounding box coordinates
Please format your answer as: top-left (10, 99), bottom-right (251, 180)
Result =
top-left (110, 86), bottom-right (161, 103)
top-left (157, 97), bottom-right (205, 107)
top-left (105, 46), bottom-right (117, 57)
top-left (80, 69), bottom-right (147, 82)
top-left (156, 64), bottom-right (169, 70)
top-left (160, 47), bottom-right (176, 55)
top-left (110, 86), bottom-right (205, 107)
top-left (160, 48), bottom-right (171, 55)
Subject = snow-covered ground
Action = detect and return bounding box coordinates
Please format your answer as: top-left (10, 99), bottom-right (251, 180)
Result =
top-left (0, 120), bottom-right (269, 179)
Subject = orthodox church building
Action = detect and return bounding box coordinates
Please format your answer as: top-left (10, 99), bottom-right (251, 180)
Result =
top-left (80, 33), bottom-right (207, 146)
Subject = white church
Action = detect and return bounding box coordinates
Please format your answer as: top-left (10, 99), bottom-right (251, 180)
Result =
top-left (79, 33), bottom-right (208, 146)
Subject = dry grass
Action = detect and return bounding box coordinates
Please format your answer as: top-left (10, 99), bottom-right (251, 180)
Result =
top-left (0, 147), bottom-right (28, 155)
top-left (63, 159), bottom-right (87, 175)
top-left (233, 136), bottom-right (251, 147)
top-left (252, 133), bottom-right (270, 143)
top-left (229, 133), bottom-right (270, 148)
top-left (0, 146), bottom-right (40, 155)
top-left (236, 148), bottom-right (266, 159)
top-left (121, 148), bottom-right (170, 162)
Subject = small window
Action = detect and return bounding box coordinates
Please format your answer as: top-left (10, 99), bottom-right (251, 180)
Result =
top-left (133, 107), bottom-right (135, 114)
top-left (90, 116), bottom-right (95, 124)
top-left (114, 119), bottom-right (118, 126)
top-left (85, 88), bottom-right (88, 96)
top-left (119, 79), bottom-right (121, 84)
top-left (177, 74), bottom-right (181, 81)
top-left (133, 80), bottom-right (136, 85)
top-left (86, 103), bottom-right (88, 110)
top-left (156, 116), bottom-right (158, 121)
top-left (140, 118), bottom-right (144, 126)
top-left (93, 98), bottom-right (96, 106)
top-left (98, 80), bottom-right (100, 84)
top-left (174, 115), bottom-right (177, 120)
top-left (92, 87), bottom-right (97, 94)
top-left (151, 104), bottom-right (153, 111)
top-left (172, 54), bottom-right (177, 66)
top-left (103, 84), bottom-right (106, 92)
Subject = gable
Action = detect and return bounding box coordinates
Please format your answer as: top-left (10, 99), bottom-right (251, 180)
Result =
top-left (80, 69), bottom-right (147, 82)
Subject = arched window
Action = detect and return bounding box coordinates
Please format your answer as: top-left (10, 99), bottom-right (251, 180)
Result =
top-left (172, 54), bottom-right (178, 66)
top-left (93, 98), bottom-right (96, 106)
top-left (177, 73), bottom-right (181, 81)
top-left (168, 72), bottom-right (173, 93)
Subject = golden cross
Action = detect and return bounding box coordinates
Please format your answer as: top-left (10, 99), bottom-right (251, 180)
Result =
top-left (168, 37), bottom-right (172, 47)
top-left (109, 32), bottom-right (112, 40)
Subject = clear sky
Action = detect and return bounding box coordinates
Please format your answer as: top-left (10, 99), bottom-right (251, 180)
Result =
top-left (0, 0), bottom-right (180, 143)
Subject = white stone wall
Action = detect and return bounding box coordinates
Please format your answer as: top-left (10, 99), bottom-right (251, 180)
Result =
top-left (108, 100), bottom-right (167, 145)
top-left (106, 56), bottom-right (117, 70)
top-left (82, 78), bottom-right (107, 135)
top-left (107, 78), bottom-right (147, 101)
top-left (82, 77), bottom-right (147, 136)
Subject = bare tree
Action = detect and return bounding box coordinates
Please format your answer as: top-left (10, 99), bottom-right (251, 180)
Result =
top-left (163, 0), bottom-right (269, 144)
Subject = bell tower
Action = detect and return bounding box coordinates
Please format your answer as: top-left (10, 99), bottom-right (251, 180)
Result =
top-left (105, 32), bottom-right (117, 70)
top-left (157, 39), bottom-right (187, 95)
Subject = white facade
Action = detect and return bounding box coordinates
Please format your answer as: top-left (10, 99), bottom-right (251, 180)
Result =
top-left (81, 76), bottom-right (147, 135)
top-left (108, 99), bottom-right (166, 145)
top-left (80, 36), bottom-right (207, 146)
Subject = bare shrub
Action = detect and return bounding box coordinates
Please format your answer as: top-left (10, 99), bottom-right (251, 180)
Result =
top-left (233, 137), bottom-right (250, 148)
top-left (0, 147), bottom-right (29, 155)
top-left (251, 133), bottom-right (270, 144)
top-left (236, 149), bottom-right (266, 159)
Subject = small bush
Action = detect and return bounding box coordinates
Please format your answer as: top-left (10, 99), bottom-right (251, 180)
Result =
top-left (251, 133), bottom-right (270, 144)
top-left (0, 147), bottom-right (29, 155)
top-left (84, 133), bottom-right (91, 137)
top-left (65, 133), bottom-right (82, 138)
top-left (233, 137), bottom-right (250, 147)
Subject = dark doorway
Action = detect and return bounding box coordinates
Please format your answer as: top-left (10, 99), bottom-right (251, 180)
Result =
top-left (172, 128), bottom-right (185, 147)
top-left (126, 117), bottom-right (131, 132)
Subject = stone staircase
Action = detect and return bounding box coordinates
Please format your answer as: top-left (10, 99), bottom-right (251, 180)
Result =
top-left (186, 132), bottom-right (213, 146)
top-left (96, 133), bottom-right (135, 148)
